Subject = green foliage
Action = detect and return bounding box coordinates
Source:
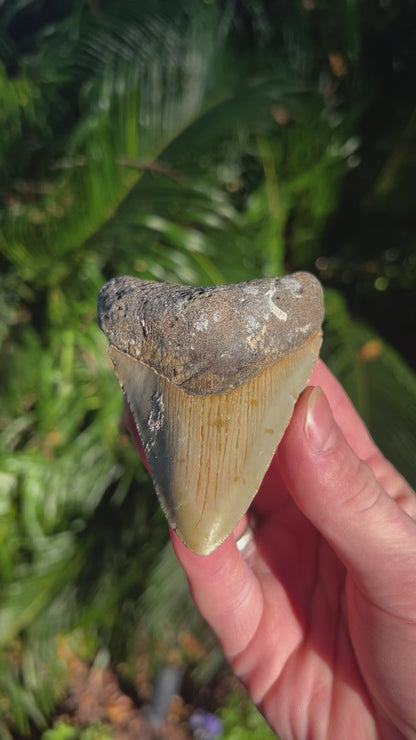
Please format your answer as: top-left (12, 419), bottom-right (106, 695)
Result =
top-left (219, 693), bottom-right (276, 740)
top-left (42, 721), bottom-right (112, 740)
top-left (0, 0), bottom-right (415, 734)
top-left (42, 723), bottom-right (78, 740)
top-left (0, 640), bottom-right (65, 738)
top-left (323, 290), bottom-right (416, 489)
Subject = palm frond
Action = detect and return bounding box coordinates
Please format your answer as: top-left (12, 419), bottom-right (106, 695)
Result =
top-left (323, 289), bottom-right (416, 488)
top-left (1, 0), bottom-right (322, 289)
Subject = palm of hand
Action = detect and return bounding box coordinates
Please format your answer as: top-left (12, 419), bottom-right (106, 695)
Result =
top-left (240, 461), bottom-right (381, 738)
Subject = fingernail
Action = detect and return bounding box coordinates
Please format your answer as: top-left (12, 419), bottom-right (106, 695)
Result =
top-left (305, 387), bottom-right (337, 453)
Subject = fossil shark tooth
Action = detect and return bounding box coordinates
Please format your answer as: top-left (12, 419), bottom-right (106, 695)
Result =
top-left (97, 272), bottom-right (324, 555)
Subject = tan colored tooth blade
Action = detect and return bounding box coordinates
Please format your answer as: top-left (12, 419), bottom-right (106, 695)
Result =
top-left (109, 331), bottom-right (321, 555)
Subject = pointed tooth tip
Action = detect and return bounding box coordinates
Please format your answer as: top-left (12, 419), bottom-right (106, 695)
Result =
top-left (174, 527), bottom-right (228, 556)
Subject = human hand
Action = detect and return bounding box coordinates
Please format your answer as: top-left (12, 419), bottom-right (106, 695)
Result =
top-left (127, 360), bottom-right (416, 738)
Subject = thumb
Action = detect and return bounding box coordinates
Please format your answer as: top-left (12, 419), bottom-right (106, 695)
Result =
top-left (279, 386), bottom-right (416, 610)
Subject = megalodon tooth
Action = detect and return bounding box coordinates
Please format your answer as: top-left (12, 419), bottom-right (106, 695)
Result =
top-left (97, 272), bottom-right (324, 555)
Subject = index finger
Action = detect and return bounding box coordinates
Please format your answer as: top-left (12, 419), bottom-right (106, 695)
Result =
top-left (171, 530), bottom-right (265, 659)
top-left (309, 360), bottom-right (375, 460)
top-left (309, 361), bottom-right (415, 509)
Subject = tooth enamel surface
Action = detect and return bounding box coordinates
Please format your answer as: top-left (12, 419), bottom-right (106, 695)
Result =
top-left (98, 272), bottom-right (324, 554)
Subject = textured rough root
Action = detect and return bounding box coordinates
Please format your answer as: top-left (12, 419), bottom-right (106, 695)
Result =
top-left (97, 273), bottom-right (324, 396)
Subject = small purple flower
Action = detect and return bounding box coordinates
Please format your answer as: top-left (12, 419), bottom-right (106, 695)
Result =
top-left (189, 709), bottom-right (223, 739)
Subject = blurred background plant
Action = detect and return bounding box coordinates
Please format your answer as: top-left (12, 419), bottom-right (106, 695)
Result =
top-left (0, 0), bottom-right (415, 736)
